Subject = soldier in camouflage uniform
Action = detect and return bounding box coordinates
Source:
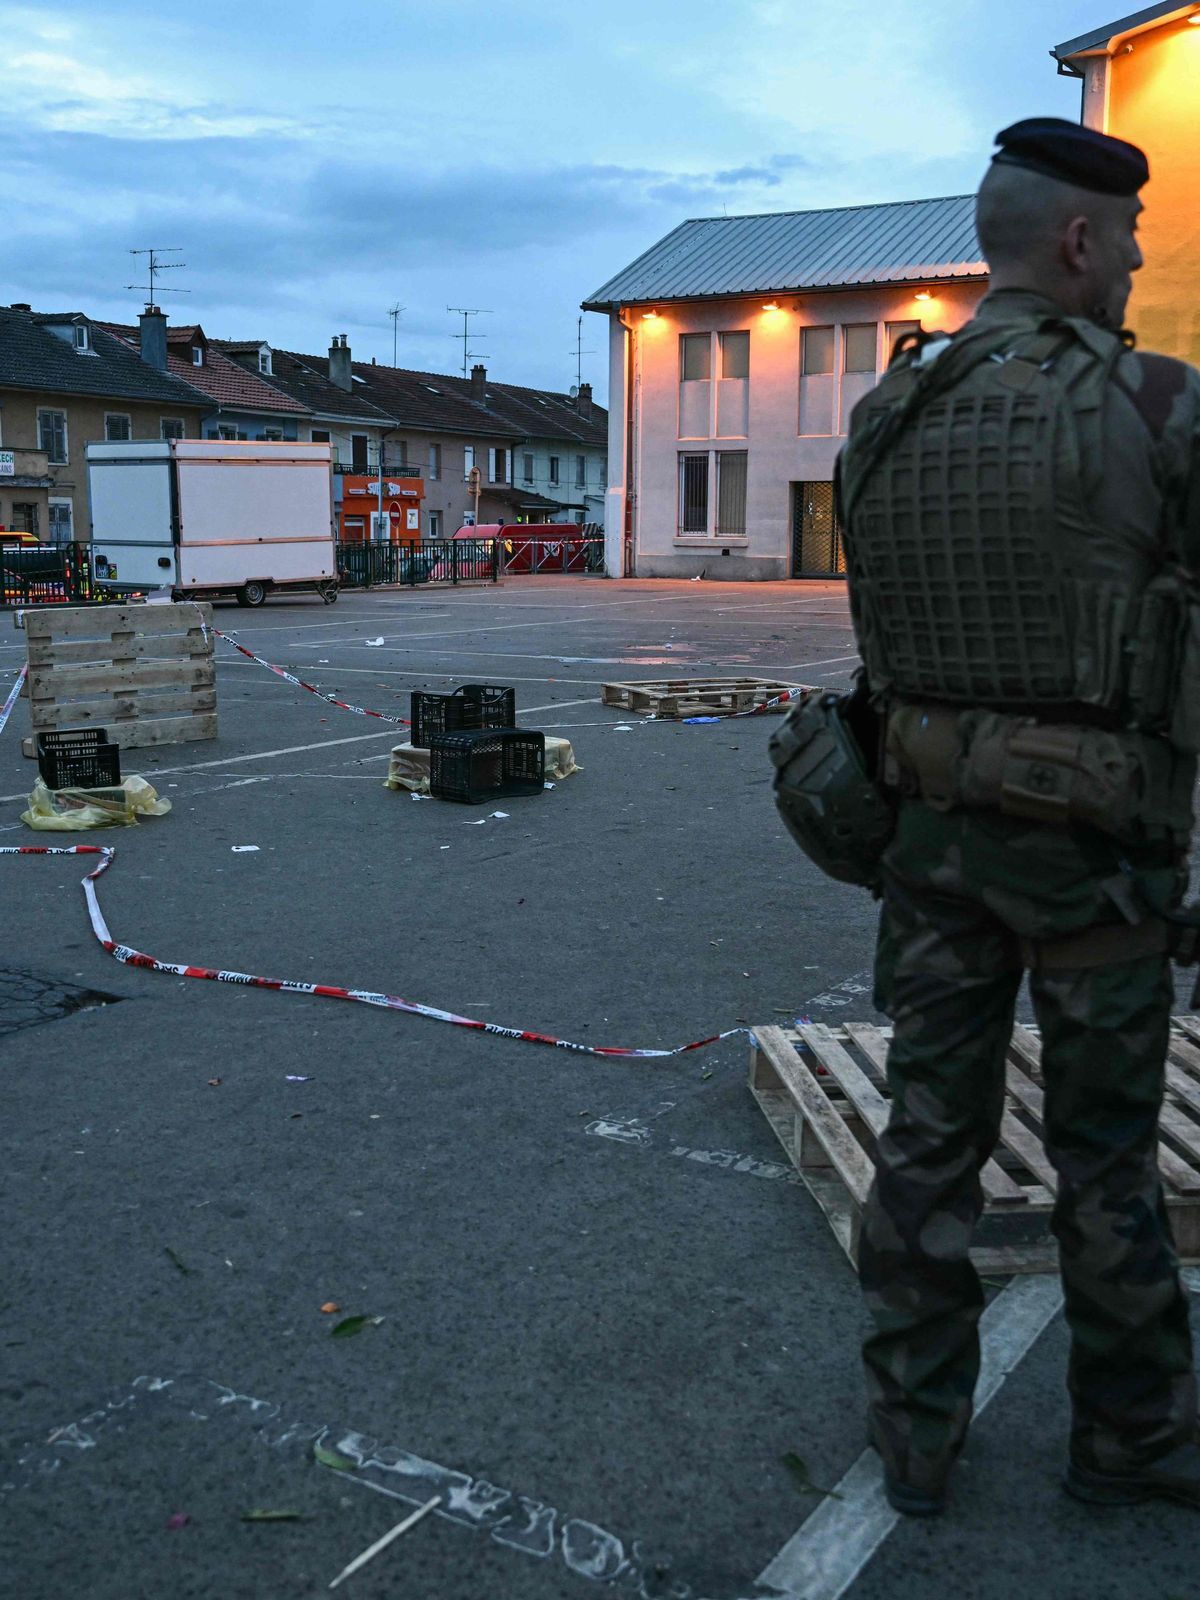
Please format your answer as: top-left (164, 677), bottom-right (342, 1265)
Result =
top-left (839, 119), bottom-right (1200, 1515)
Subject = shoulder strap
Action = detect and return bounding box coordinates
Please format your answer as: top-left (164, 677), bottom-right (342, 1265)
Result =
top-left (840, 316), bottom-right (1087, 523)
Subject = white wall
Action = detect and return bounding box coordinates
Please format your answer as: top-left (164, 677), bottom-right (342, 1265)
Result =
top-left (514, 440), bottom-right (606, 522)
top-left (607, 280), bottom-right (986, 579)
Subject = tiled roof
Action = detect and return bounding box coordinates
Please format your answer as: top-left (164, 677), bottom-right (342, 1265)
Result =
top-left (102, 324), bottom-right (310, 416)
top-left (212, 339), bottom-right (604, 445)
top-left (468, 378), bottom-right (607, 447)
top-left (347, 363), bottom-right (524, 440)
top-left (240, 348), bottom-right (398, 426)
top-left (582, 195), bottom-right (986, 308)
top-left (0, 306), bottom-right (209, 408)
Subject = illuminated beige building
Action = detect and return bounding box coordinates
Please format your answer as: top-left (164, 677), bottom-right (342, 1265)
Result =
top-left (584, 200), bottom-right (987, 579)
top-left (1054, 3), bottom-right (1200, 362)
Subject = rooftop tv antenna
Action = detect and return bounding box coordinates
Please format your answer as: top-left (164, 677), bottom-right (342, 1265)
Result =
top-left (447, 306), bottom-right (491, 377)
top-left (388, 302), bottom-right (405, 366)
top-left (126, 247), bottom-right (189, 308)
top-left (570, 314), bottom-right (596, 389)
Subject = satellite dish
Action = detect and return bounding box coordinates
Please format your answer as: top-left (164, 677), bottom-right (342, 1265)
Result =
top-left (569, 384), bottom-right (578, 398)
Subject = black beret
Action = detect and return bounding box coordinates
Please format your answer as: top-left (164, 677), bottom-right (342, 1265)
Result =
top-left (991, 117), bottom-right (1149, 196)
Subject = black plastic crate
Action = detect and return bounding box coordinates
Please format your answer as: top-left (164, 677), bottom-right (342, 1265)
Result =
top-left (410, 684), bottom-right (516, 749)
top-left (429, 728), bottom-right (545, 804)
top-left (36, 727), bottom-right (121, 790)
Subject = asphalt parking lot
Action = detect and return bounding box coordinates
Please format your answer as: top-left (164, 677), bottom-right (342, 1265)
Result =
top-left (1, 575), bottom-right (1197, 1600)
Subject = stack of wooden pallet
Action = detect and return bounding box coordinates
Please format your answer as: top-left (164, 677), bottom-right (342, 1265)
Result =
top-left (20, 601), bottom-right (216, 756)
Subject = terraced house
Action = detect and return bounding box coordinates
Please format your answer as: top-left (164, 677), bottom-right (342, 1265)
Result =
top-left (0, 303), bottom-right (207, 543)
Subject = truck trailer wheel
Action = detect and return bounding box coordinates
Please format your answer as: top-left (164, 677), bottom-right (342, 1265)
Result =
top-left (319, 581), bottom-right (339, 604)
top-left (238, 581), bottom-right (268, 608)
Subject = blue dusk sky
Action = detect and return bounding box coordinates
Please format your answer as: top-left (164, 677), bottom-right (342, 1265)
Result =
top-left (0, 1), bottom-right (1121, 401)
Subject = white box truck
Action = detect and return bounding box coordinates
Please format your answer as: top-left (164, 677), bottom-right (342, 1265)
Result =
top-left (86, 439), bottom-right (338, 607)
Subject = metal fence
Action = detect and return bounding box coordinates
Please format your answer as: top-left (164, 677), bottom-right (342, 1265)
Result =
top-left (500, 538), bottom-right (605, 575)
top-left (0, 541), bottom-right (104, 608)
top-left (336, 538), bottom-right (499, 589)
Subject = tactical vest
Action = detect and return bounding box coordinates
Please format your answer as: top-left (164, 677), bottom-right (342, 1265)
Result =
top-left (839, 315), bottom-right (1200, 755)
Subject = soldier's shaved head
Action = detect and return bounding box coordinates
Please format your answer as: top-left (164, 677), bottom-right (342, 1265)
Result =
top-left (975, 161), bottom-right (1144, 328)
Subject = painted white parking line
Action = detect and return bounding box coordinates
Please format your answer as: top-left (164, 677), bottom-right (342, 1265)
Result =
top-left (0, 731), bottom-right (396, 802)
top-left (0, 698), bottom-right (603, 803)
top-left (775, 653), bottom-right (861, 671)
top-left (215, 658), bottom-right (607, 687)
top-left (756, 1275), bottom-right (1063, 1600)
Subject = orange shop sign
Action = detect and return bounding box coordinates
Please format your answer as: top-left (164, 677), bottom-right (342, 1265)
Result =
top-left (342, 475), bottom-right (420, 499)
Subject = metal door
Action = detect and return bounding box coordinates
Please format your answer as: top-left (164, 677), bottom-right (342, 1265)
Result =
top-left (791, 481), bottom-right (845, 577)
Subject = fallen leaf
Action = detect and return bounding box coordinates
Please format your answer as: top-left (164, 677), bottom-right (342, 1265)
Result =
top-left (240, 1509), bottom-right (307, 1522)
top-left (164, 1246), bottom-right (191, 1276)
top-left (165, 1511), bottom-right (191, 1530)
top-left (781, 1451), bottom-right (842, 1500)
top-left (331, 1314), bottom-right (383, 1339)
top-left (313, 1442), bottom-right (357, 1472)
top-left (320, 1301), bottom-right (341, 1314)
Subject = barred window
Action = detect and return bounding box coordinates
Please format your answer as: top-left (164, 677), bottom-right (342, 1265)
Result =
top-left (716, 451), bottom-right (747, 538)
top-left (678, 453), bottom-right (709, 535)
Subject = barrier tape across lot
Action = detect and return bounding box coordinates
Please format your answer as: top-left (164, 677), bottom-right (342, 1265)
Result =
top-left (203, 621), bottom-right (810, 732)
top-left (209, 628), bottom-right (410, 728)
top-left (5, 846), bottom-right (748, 1060)
top-left (0, 665), bottom-right (28, 739)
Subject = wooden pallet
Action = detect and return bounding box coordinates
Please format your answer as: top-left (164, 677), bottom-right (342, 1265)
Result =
top-left (20, 602), bottom-right (217, 755)
top-left (749, 1019), bottom-right (1200, 1274)
top-left (601, 676), bottom-right (808, 719)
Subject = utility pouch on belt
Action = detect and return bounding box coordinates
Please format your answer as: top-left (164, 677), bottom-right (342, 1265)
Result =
top-left (886, 705), bottom-right (1147, 839)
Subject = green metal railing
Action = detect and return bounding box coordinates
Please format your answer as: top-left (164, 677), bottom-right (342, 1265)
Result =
top-left (336, 538), bottom-right (499, 588)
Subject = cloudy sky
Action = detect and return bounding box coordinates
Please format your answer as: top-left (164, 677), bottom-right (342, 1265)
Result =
top-left (0, 0), bottom-right (1112, 400)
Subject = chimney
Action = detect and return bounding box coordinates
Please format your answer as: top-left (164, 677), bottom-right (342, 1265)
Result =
top-left (470, 362), bottom-right (487, 404)
top-left (329, 333), bottom-right (352, 391)
top-left (139, 306), bottom-right (168, 370)
top-left (576, 381), bottom-right (593, 421)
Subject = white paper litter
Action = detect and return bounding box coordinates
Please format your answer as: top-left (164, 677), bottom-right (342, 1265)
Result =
top-left (365, 637), bottom-right (385, 647)
top-left (410, 792), bottom-right (431, 801)
top-left (491, 811), bottom-right (509, 819)
top-left (231, 845), bottom-right (260, 853)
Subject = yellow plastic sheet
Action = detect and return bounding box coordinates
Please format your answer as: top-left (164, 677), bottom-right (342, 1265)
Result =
top-left (385, 734), bottom-right (580, 794)
top-left (21, 775), bottom-right (172, 831)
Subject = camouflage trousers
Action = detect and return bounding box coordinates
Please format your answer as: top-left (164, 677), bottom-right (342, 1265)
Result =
top-left (860, 800), bottom-right (1197, 1491)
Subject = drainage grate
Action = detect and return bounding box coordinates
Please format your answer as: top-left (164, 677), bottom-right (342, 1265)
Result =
top-left (0, 968), bottom-right (122, 1039)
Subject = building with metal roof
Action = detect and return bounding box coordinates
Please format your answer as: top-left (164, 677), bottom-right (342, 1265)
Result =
top-left (582, 195), bottom-right (985, 312)
top-left (583, 198), bottom-right (988, 580)
top-left (1052, 2), bottom-right (1195, 63)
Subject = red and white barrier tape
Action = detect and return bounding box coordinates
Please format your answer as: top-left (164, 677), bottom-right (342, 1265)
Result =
top-left (732, 688), bottom-right (801, 717)
top-left (209, 628), bottom-right (409, 728)
top-left (0, 665), bottom-right (28, 738)
top-left (5, 846), bottom-right (747, 1060)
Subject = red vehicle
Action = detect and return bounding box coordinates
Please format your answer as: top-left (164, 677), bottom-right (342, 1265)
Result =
top-left (449, 522), bottom-right (596, 575)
